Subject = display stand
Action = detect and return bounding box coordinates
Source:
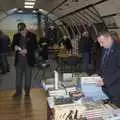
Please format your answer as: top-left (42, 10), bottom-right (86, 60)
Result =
top-left (47, 76), bottom-right (120, 120)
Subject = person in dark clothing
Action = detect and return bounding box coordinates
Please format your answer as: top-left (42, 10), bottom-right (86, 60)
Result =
top-left (58, 36), bottom-right (72, 53)
top-left (80, 31), bottom-right (93, 72)
top-left (0, 30), bottom-right (10, 74)
top-left (38, 37), bottom-right (48, 61)
top-left (11, 22), bottom-right (37, 97)
top-left (96, 31), bottom-right (120, 106)
top-left (63, 36), bottom-right (72, 53)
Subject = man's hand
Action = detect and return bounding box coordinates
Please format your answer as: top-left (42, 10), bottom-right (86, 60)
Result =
top-left (22, 49), bottom-right (27, 54)
top-left (15, 45), bottom-right (22, 51)
top-left (19, 49), bottom-right (27, 56)
top-left (96, 78), bottom-right (104, 87)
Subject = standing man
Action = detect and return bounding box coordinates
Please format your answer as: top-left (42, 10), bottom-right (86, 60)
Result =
top-left (96, 31), bottom-right (120, 106)
top-left (11, 22), bottom-right (37, 97)
top-left (80, 31), bottom-right (93, 72)
top-left (0, 30), bottom-right (10, 74)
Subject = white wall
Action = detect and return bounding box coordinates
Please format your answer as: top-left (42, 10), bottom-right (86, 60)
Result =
top-left (0, 13), bottom-right (38, 40)
top-left (0, 13), bottom-right (37, 31)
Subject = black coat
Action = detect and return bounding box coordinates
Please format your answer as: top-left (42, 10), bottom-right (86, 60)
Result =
top-left (0, 34), bottom-right (10, 53)
top-left (98, 42), bottom-right (120, 104)
top-left (11, 31), bottom-right (37, 66)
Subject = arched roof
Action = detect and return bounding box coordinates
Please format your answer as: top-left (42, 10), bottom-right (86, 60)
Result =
top-left (0, 0), bottom-right (120, 27)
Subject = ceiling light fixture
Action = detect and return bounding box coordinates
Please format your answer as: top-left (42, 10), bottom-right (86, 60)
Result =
top-left (24, 2), bottom-right (35, 5)
top-left (24, 0), bottom-right (36, 9)
top-left (24, 5), bottom-right (34, 8)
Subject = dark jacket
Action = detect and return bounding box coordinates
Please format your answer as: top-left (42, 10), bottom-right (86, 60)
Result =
top-left (63, 38), bottom-right (72, 51)
top-left (79, 36), bottom-right (93, 53)
top-left (0, 34), bottom-right (10, 53)
top-left (98, 42), bottom-right (120, 103)
top-left (11, 31), bottom-right (37, 66)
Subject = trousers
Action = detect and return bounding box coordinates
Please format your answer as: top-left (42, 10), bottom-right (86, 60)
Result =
top-left (15, 64), bottom-right (32, 94)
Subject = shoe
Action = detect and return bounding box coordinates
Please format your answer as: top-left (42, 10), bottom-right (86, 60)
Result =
top-left (12, 93), bottom-right (21, 98)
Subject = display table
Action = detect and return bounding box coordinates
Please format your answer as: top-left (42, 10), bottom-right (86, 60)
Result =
top-left (46, 75), bottom-right (120, 120)
top-left (47, 88), bottom-right (120, 120)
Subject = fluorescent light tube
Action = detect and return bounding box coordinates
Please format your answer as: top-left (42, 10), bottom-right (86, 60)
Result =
top-left (24, 5), bottom-right (34, 8)
top-left (24, 2), bottom-right (35, 5)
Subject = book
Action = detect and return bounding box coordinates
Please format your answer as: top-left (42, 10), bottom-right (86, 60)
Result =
top-left (81, 77), bottom-right (109, 101)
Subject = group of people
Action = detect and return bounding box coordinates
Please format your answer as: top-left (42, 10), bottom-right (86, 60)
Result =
top-left (58, 31), bottom-right (120, 106)
top-left (1, 22), bottom-right (120, 106)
